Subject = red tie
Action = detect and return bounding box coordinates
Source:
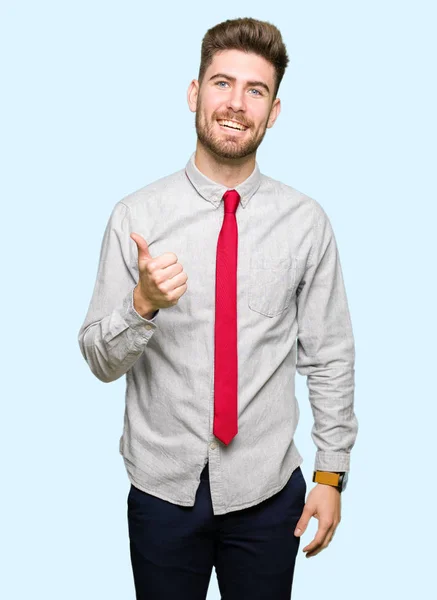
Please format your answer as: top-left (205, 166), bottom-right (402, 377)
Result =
top-left (213, 189), bottom-right (241, 445)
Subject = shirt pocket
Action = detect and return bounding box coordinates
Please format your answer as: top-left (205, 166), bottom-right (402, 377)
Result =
top-left (248, 255), bottom-right (299, 317)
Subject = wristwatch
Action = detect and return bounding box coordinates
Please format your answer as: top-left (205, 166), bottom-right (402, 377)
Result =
top-left (312, 470), bottom-right (348, 492)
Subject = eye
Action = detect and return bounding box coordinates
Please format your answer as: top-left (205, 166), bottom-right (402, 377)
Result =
top-left (216, 81), bottom-right (229, 88)
top-left (250, 89), bottom-right (262, 96)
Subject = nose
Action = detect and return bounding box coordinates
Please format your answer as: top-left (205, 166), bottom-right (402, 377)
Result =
top-left (227, 85), bottom-right (246, 113)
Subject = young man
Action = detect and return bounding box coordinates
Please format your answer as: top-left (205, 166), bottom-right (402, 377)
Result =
top-left (78, 17), bottom-right (358, 600)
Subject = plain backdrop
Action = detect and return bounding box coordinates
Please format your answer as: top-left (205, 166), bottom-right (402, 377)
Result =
top-left (1, 1), bottom-right (436, 598)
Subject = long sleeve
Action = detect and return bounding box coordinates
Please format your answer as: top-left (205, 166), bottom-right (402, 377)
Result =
top-left (77, 201), bottom-right (159, 383)
top-left (296, 204), bottom-right (358, 472)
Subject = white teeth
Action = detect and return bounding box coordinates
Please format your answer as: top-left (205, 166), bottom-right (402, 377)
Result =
top-left (218, 119), bottom-right (247, 131)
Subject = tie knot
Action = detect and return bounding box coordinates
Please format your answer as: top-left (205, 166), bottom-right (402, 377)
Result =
top-left (222, 189), bottom-right (241, 214)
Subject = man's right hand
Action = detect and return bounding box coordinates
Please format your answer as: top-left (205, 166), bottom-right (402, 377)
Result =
top-left (130, 232), bottom-right (188, 317)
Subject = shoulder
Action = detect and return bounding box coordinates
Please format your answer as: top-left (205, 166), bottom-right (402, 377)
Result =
top-left (259, 173), bottom-right (329, 223)
top-left (117, 167), bottom-right (187, 215)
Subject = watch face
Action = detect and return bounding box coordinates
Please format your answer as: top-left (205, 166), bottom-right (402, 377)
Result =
top-left (341, 472), bottom-right (349, 491)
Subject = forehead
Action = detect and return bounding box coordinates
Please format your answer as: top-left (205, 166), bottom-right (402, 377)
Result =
top-left (205, 49), bottom-right (275, 84)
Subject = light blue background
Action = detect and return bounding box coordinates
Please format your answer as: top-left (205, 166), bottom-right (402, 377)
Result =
top-left (1, 1), bottom-right (435, 598)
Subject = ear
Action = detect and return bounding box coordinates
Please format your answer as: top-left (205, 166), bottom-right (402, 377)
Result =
top-left (266, 98), bottom-right (281, 129)
top-left (187, 80), bottom-right (199, 113)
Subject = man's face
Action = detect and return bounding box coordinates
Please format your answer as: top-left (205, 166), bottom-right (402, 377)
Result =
top-left (188, 49), bottom-right (281, 160)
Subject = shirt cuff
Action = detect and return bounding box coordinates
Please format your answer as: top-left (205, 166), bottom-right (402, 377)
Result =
top-left (122, 288), bottom-right (159, 337)
top-left (314, 451), bottom-right (351, 472)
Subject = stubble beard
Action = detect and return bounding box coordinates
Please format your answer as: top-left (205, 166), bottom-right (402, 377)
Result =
top-left (195, 107), bottom-right (268, 160)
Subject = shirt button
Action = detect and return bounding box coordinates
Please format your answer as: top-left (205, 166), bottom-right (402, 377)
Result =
top-left (210, 441), bottom-right (217, 450)
top-left (145, 324), bottom-right (152, 330)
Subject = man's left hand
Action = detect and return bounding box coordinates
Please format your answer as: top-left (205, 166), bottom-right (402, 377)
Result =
top-left (294, 483), bottom-right (341, 557)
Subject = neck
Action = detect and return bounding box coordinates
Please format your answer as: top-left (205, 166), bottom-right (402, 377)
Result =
top-left (194, 141), bottom-right (256, 188)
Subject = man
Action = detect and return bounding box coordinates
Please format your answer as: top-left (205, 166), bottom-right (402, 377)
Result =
top-left (78, 16), bottom-right (358, 600)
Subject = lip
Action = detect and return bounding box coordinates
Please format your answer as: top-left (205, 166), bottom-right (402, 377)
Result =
top-left (217, 120), bottom-right (248, 134)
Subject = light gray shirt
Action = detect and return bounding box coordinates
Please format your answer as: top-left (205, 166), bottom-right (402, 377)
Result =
top-left (78, 152), bottom-right (358, 515)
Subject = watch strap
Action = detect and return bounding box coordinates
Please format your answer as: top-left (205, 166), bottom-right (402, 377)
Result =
top-left (312, 471), bottom-right (342, 487)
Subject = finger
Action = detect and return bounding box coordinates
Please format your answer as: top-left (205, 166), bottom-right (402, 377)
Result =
top-left (130, 232), bottom-right (152, 261)
top-left (305, 524), bottom-right (337, 558)
top-left (294, 506), bottom-right (314, 537)
top-left (305, 536), bottom-right (332, 557)
top-left (302, 521), bottom-right (332, 554)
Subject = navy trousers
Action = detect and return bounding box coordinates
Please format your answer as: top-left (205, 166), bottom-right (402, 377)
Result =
top-left (127, 462), bottom-right (306, 600)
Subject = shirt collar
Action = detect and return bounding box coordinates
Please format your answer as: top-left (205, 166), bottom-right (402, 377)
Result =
top-left (184, 151), bottom-right (261, 209)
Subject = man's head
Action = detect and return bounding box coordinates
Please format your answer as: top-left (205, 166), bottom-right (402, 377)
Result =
top-left (188, 17), bottom-right (289, 161)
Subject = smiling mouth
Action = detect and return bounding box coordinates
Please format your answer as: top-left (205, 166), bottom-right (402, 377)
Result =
top-left (217, 119), bottom-right (249, 133)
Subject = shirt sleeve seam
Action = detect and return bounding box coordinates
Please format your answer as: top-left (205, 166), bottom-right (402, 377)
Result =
top-left (307, 201), bottom-right (317, 268)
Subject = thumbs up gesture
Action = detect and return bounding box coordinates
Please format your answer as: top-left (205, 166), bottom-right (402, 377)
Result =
top-left (130, 232), bottom-right (188, 316)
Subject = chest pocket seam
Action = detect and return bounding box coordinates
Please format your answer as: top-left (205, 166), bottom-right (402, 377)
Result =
top-left (248, 256), bottom-right (299, 317)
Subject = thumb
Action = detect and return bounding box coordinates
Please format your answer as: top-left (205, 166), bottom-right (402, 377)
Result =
top-left (294, 507), bottom-right (313, 537)
top-left (130, 232), bottom-right (152, 262)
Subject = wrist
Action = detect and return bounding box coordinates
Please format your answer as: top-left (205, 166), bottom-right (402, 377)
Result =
top-left (313, 470), bottom-right (348, 493)
top-left (133, 286), bottom-right (156, 319)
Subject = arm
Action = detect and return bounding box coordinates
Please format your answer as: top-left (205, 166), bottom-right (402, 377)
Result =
top-left (77, 202), bottom-right (159, 383)
top-left (296, 203), bottom-right (358, 473)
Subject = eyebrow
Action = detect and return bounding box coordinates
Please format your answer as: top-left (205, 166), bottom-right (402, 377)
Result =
top-left (208, 73), bottom-right (270, 95)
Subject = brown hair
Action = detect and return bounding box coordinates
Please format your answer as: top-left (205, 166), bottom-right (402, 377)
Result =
top-left (198, 17), bottom-right (289, 100)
